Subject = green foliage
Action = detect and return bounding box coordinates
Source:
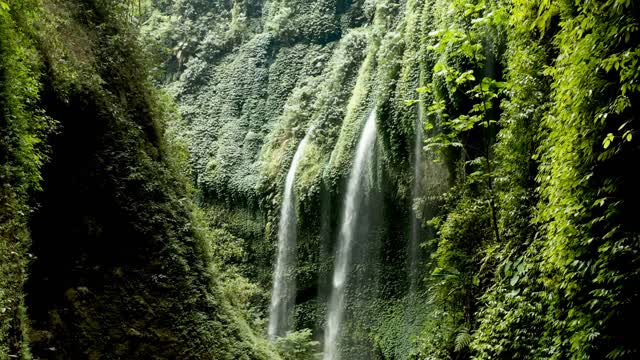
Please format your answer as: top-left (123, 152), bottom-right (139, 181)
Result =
top-left (406, 0), bottom-right (640, 358)
top-left (409, 0), bottom-right (509, 358)
top-left (369, 295), bottom-right (430, 360)
top-left (530, 0), bottom-right (640, 357)
top-left (416, 0), bottom-right (640, 358)
top-left (471, 0), bottom-right (551, 357)
top-left (0, 0), bottom-right (54, 357)
top-left (273, 329), bottom-right (320, 360)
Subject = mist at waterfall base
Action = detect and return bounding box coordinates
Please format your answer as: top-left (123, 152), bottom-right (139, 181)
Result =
top-left (268, 130), bottom-right (313, 339)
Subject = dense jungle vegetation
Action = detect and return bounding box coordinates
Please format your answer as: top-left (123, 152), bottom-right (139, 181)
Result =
top-left (1, 0), bottom-right (639, 359)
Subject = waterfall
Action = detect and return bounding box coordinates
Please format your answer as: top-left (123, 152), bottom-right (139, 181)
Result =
top-left (323, 110), bottom-right (377, 360)
top-left (268, 129), bottom-right (312, 340)
top-left (409, 105), bottom-right (424, 295)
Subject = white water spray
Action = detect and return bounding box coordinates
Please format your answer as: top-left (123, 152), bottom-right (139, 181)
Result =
top-left (323, 110), bottom-right (377, 360)
top-left (268, 129), bottom-right (313, 340)
top-left (409, 105), bottom-right (425, 295)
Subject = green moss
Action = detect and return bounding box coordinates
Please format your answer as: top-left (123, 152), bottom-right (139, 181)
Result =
top-left (1, 0), bottom-right (280, 358)
top-left (0, 1), bottom-right (51, 357)
top-left (324, 29), bottom-right (376, 186)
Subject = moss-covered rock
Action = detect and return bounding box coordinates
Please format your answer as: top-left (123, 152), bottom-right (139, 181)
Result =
top-left (1, 0), bottom-right (280, 358)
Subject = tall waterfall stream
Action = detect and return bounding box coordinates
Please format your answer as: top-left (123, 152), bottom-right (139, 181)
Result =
top-left (268, 129), bottom-right (313, 339)
top-left (323, 110), bottom-right (378, 360)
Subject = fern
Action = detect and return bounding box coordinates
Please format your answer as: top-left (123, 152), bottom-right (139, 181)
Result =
top-left (454, 326), bottom-right (472, 352)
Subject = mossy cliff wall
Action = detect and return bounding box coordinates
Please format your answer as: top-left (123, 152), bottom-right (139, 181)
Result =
top-left (145, 0), bottom-right (448, 357)
top-left (1, 0), bottom-right (278, 358)
top-left (148, 0), bottom-right (640, 358)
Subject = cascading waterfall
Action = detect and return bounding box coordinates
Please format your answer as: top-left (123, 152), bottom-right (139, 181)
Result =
top-left (323, 110), bottom-right (378, 360)
top-left (268, 129), bottom-right (313, 340)
top-left (409, 105), bottom-right (425, 295)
